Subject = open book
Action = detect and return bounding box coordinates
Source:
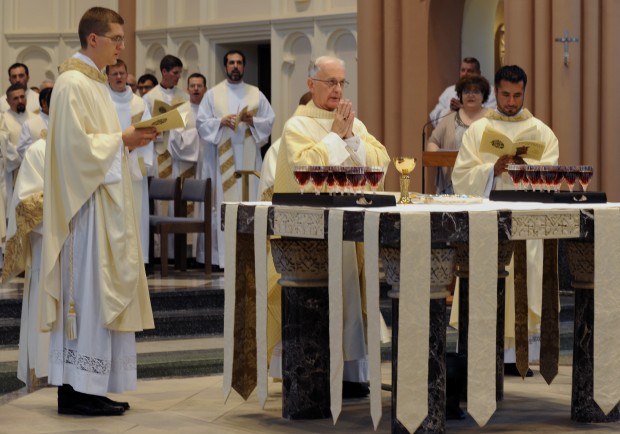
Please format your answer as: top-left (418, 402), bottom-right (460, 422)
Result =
top-left (479, 125), bottom-right (546, 161)
top-left (133, 103), bottom-right (189, 133)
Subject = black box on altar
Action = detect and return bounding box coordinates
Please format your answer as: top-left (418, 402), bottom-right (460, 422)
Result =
top-left (272, 192), bottom-right (397, 208)
top-left (489, 190), bottom-right (607, 204)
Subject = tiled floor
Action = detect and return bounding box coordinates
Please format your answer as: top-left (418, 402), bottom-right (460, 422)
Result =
top-left (0, 364), bottom-right (619, 433)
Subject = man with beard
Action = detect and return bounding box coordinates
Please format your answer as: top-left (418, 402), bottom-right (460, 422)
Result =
top-left (452, 64), bottom-right (559, 376)
top-left (142, 55), bottom-right (189, 180)
top-left (107, 59), bottom-right (154, 273)
top-left (196, 50), bottom-right (275, 269)
top-left (0, 84), bottom-right (35, 220)
top-left (0, 63), bottom-right (40, 113)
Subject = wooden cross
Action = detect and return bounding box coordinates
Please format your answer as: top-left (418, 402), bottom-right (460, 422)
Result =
top-left (554, 31), bottom-right (579, 66)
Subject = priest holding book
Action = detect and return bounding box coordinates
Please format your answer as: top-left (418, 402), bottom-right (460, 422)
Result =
top-left (452, 64), bottom-right (559, 376)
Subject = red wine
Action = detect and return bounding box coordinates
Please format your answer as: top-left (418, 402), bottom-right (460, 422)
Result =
top-left (294, 170), bottom-right (310, 186)
top-left (365, 170), bottom-right (384, 187)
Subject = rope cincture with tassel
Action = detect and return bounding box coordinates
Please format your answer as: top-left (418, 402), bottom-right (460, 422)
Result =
top-left (66, 219), bottom-right (77, 340)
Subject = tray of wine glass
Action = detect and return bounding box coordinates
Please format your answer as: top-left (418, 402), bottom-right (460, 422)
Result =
top-left (489, 190), bottom-right (607, 204)
top-left (272, 192), bottom-right (397, 208)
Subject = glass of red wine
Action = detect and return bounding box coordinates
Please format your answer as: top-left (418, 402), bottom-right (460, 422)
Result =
top-left (525, 165), bottom-right (542, 191)
top-left (578, 165), bottom-right (593, 192)
top-left (293, 166), bottom-right (311, 194)
top-left (562, 165), bottom-right (579, 193)
top-left (346, 166), bottom-right (366, 195)
top-left (365, 166), bottom-right (385, 195)
top-left (309, 166), bottom-right (328, 195)
top-left (332, 166), bottom-right (348, 195)
top-left (507, 164), bottom-right (526, 190)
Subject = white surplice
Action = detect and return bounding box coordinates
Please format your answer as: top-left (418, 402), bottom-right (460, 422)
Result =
top-left (108, 84), bottom-right (153, 262)
top-left (196, 80), bottom-right (275, 267)
top-left (42, 53), bottom-right (154, 396)
top-left (17, 111), bottom-right (48, 161)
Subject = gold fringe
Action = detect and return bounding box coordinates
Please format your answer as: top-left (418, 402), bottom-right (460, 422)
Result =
top-left (1, 192), bottom-right (44, 283)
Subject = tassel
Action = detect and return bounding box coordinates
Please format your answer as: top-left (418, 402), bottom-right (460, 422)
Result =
top-left (66, 300), bottom-right (77, 340)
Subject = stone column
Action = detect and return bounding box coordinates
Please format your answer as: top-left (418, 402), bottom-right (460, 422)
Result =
top-left (454, 241), bottom-right (514, 402)
top-left (380, 245), bottom-right (455, 434)
top-left (566, 240), bottom-right (620, 422)
top-left (270, 238), bottom-right (331, 420)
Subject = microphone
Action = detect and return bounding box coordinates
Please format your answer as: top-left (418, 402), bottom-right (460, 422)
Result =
top-left (422, 111), bottom-right (454, 152)
top-left (421, 111), bottom-right (454, 194)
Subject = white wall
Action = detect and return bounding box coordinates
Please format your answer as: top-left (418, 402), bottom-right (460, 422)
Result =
top-left (0, 0), bottom-right (358, 141)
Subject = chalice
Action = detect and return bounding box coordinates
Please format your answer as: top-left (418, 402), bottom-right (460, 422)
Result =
top-left (393, 157), bottom-right (417, 204)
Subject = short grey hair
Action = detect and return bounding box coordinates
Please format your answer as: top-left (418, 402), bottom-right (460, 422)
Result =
top-left (308, 56), bottom-right (345, 78)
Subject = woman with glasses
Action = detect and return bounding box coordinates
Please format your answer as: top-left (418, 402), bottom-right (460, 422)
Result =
top-left (426, 75), bottom-right (491, 194)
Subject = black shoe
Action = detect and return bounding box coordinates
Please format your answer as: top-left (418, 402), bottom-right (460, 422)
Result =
top-left (504, 363), bottom-right (533, 377)
top-left (96, 395), bottom-right (130, 410)
top-left (342, 381), bottom-right (370, 399)
top-left (58, 385), bottom-right (125, 416)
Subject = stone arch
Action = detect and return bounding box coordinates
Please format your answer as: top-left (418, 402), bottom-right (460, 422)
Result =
top-left (282, 32), bottom-right (312, 118)
top-left (15, 46), bottom-right (54, 88)
top-left (178, 41), bottom-right (200, 84)
top-left (326, 29), bottom-right (358, 109)
top-left (145, 43), bottom-right (166, 77)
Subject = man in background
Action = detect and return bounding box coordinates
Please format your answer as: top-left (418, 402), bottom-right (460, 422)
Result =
top-left (429, 57), bottom-right (496, 127)
top-left (0, 63), bottom-right (40, 113)
top-left (196, 49), bottom-right (275, 269)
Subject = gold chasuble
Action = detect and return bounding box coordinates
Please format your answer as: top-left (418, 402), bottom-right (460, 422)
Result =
top-left (211, 81), bottom-right (259, 200)
top-left (39, 58), bottom-right (154, 333)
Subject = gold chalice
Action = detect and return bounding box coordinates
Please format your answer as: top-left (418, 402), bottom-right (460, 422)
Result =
top-left (393, 157), bottom-right (417, 204)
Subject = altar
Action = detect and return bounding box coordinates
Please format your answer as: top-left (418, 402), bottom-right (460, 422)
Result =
top-left (222, 199), bottom-right (620, 434)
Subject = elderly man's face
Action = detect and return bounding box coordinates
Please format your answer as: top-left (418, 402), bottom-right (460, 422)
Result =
top-left (308, 60), bottom-right (346, 111)
top-left (7, 88), bottom-right (26, 113)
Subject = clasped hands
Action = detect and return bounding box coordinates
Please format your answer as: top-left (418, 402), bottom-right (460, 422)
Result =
top-left (331, 99), bottom-right (355, 139)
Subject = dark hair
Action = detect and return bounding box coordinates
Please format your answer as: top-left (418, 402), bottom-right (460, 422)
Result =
top-left (6, 83), bottom-right (26, 97)
top-left (462, 57), bottom-right (481, 72)
top-left (8, 62), bottom-right (29, 78)
top-left (138, 73), bottom-right (158, 86)
top-left (39, 86), bottom-right (53, 108)
top-left (494, 65), bottom-right (528, 89)
top-left (105, 59), bottom-right (127, 75)
top-left (160, 55), bottom-right (183, 72)
top-left (456, 75), bottom-right (491, 104)
top-left (223, 50), bottom-right (246, 67)
top-left (78, 7), bottom-right (124, 49)
top-left (187, 72), bottom-right (207, 87)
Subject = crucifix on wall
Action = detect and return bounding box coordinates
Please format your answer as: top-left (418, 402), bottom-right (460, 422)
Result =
top-left (554, 31), bottom-right (579, 66)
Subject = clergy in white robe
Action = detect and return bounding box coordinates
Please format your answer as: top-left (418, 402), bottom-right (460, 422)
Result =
top-left (141, 55), bottom-right (189, 180)
top-left (17, 87), bottom-right (52, 161)
top-left (196, 50), bottom-right (275, 268)
top-left (169, 73), bottom-right (210, 261)
top-left (273, 56), bottom-right (390, 389)
top-left (0, 84), bottom-right (35, 217)
top-left (2, 138), bottom-right (47, 387)
top-left (107, 60), bottom-right (153, 265)
top-left (39, 27), bottom-right (157, 406)
top-left (451, 65), bottom-right (559, 366)
top-left (0, 88), bottom-right (40, 113)
top-left (0, 63), bottom-right (40, 113)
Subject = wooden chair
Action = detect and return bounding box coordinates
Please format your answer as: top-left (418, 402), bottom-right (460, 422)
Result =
top-left (148, 177), bottom-right (212, 277)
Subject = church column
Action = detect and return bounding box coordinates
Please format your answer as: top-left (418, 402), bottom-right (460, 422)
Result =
top-left (118, 0), bottom-right (137, 76)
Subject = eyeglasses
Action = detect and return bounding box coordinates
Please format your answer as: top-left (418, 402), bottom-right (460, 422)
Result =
top-left (96, 34), bottom-right (125, 45)
top-left (462, 89), bottom-right (482, 96)
top-left (311, 78), bottom-right (349, 89)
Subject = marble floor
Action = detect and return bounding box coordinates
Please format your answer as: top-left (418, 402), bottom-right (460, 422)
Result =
top-left (1, 269), bottom-right (618, 433)
top-left (1, 364), bottom-right (619, 433)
